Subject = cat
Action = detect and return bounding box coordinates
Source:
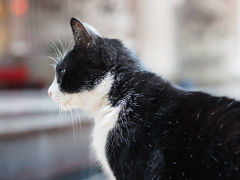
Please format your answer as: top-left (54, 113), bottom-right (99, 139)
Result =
top-left (48, 18), bottom-right (240, 180)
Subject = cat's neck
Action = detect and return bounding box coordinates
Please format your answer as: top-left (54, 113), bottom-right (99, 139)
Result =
top-left (72, 72), bottom-right (117, 116)
top-left (108, 66), bottom-right (176, 110)
top-left (109, 67), bottom-right (149, 106)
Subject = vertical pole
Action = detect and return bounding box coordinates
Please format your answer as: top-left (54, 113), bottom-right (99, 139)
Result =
top-left (135, 0), bottom-right (176, 79)
top-left (0, 0), bottom-right (8, 57)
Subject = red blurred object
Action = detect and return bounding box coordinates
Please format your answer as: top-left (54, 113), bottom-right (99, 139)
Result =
top-left (11, 0), bottom-right (28, 16)
top-left (0, 65), bottom-right (28, 87)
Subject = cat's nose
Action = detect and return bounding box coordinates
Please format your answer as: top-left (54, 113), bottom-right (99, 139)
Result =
top-left (48, 90), bottom-right (52, 97)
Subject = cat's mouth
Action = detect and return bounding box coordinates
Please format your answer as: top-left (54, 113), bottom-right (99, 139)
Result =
top-left (56, 98), bottom-right (74, 110)
top-left (49, 92), bottom-right (74, 111)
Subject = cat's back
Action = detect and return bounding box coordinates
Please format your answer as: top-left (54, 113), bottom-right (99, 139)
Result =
top-left (151, 90), bottom-right (240, 180)
top-left (127, 74), bottom-right (240, 179)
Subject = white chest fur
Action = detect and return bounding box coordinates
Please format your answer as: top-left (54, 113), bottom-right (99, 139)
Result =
top-left (92, 106), bottom-right (120, 180)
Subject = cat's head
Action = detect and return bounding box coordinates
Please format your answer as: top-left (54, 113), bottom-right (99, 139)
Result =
top-left (48, 18), bottom-right (118, 111)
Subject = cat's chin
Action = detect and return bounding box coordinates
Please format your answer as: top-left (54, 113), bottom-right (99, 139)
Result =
top-left (59, 105), bottom-right (74, 111)
top-left (52, 99), bottom-right (75, 111)
top-left (55, 100), bottom-right (76, 111)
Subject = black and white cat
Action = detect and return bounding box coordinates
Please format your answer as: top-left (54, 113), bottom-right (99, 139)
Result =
top-left (48, 18), bottom-right (240, 180)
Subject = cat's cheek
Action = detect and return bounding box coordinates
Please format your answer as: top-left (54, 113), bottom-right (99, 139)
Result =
top-left (58, 95), bottom-right (75, 110)
top-left (48, 76), bottom-right (65, 104)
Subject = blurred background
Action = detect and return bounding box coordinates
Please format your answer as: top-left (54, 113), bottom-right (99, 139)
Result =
top-left (1, 0), bottom-right (240, 179)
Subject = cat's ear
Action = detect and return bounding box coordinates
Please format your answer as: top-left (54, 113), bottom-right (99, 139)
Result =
top-left (70, 18), bottom-right (97, 48)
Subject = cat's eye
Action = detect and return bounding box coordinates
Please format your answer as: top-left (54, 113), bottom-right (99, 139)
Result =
top-left (60, 69), bottom-right (65, 74)
top-left (57, 68), bottom-right (66, 83)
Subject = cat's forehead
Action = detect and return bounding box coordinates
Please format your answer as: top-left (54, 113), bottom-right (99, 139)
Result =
top-left (57, 49), bottom-right (88, 68)
top-left (56, 52), bottom-right (73, 68)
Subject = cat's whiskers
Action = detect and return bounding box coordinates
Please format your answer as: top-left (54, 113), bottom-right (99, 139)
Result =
top-left (57, 105), bottom-right (60, 131)
top-left (47, 56), bottom-right (58, 64)
top-left (57, 105), bottom-right (63, 132)
top-left (48, 63), bottom-right (56, 67)
top-left (60, 38), bottom-right (73, 59)
top-left (65, 39), bottom-right (73, 56)
top-left (71, 105), bottom-right (79, 133)
top-left (64, 108), bottom-right (67, 131)
top-left (59, 106), bottom-right (63, 130)
top-left (75, 108), bottom-right (82, 136)
top-left (58, 38), bottom-right (65, 57)
top-left (50, 42), bottom-right (61, 60)
top-left (68, 104), bottom-right (77, 144)
top-left (69, 101), bottom-right (83, 139)
top-left (49, 39), bottom-right (73, 67)
top-left (52, 40), bottom-right (63, 59)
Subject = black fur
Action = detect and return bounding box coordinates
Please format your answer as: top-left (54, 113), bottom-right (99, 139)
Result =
top-left (55, 18), bottom-right (240, 180)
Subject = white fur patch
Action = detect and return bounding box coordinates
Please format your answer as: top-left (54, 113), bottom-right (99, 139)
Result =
top-left (83, 22), bottom-right (101, 37)
top-left (48, 73), bottom-right (119, 179)
top-left (92, 104), bottom-right (120, 180)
